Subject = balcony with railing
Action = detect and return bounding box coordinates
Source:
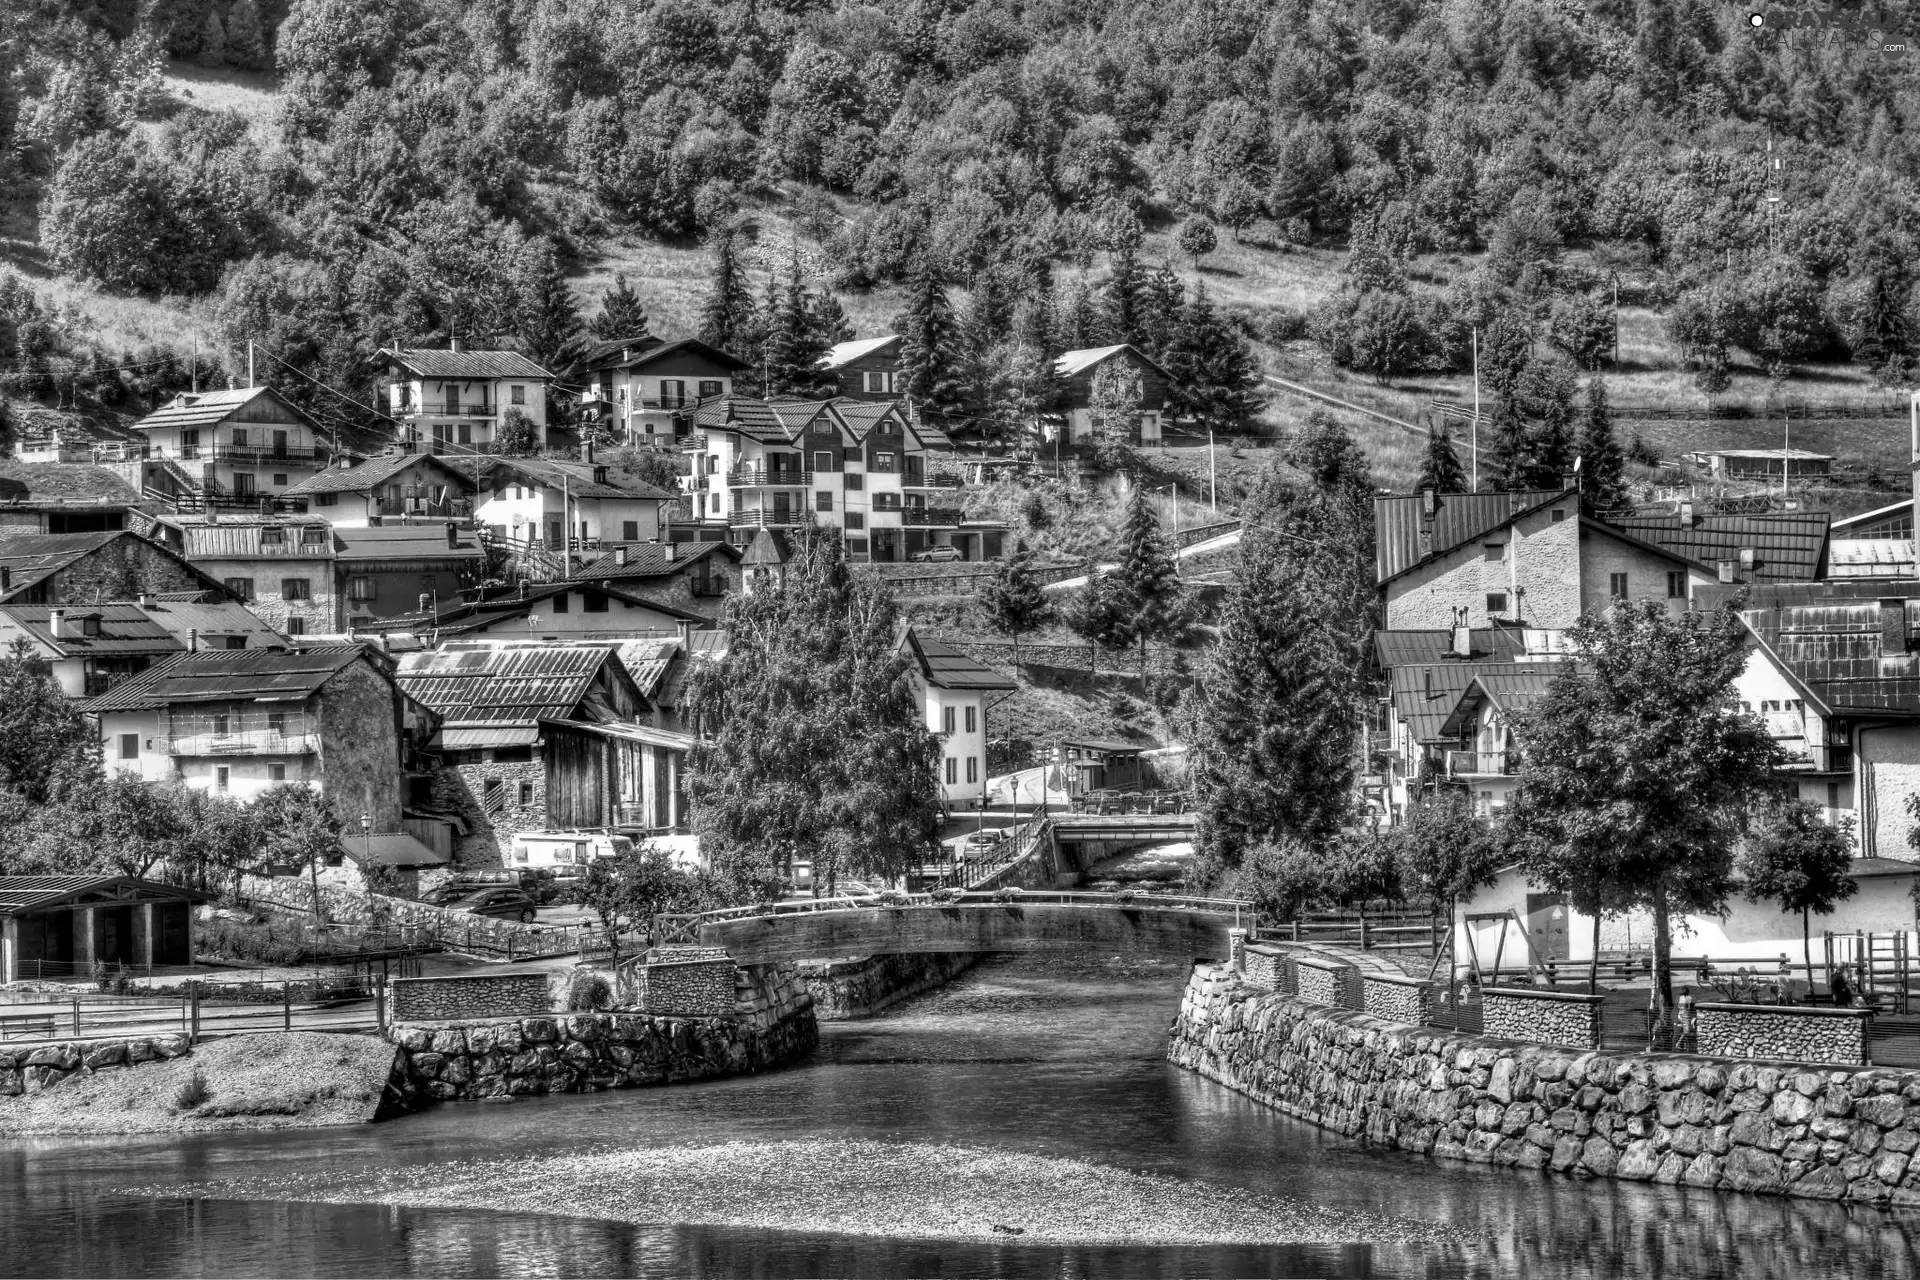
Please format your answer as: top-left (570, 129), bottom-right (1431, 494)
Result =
top-left (166, 727), bottom-right (320, 756)
top-left (397, 401), bottom-right (499, 419)
top-left (1446, 749), bottom-right (1514, 778)
top-left (902, 470), bottom-right (964, 490)
top-left (728, 509), bottom-right (809, 529)
top-left (728, 466), bottom-right (813, 487)
top-left (902, 507), bottom-right (965, 527)
top-left (204, 444), bottom-right (329, 467)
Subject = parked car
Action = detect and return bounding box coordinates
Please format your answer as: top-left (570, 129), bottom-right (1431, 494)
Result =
top-left (909, 545), bottom-right (962, 563)
top-left (448, 887), bottom-right (540, 923)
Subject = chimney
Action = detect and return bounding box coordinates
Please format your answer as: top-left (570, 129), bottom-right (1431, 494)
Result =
top-left (1563, 471), bottom-right (1581, 492)
top-left (593, 465), bottom-right (609, 485)
top-left (188, 628), bottom-right (199, 652)
top-left (586, 439), bottom-right (596, 464)
top-left (1421, 488), bottom-right (1437, 517)
top-left (1422, 666), bottom-right (1434, 700)
top-left (445, 520), bottom-right (458, 550)
top-left (1450, 620), bottom-right (1472, 659)
top-left (450, 336), bottom-right (461, 353)
top-left (0, 566), bottom-right (9, 593)
top-left (136, 593), bottom-right (154, 609)
top-left (615, 545), bottom-right (628, 567)
top-left (1882, 599), bottom-right (1909, 654)
top-left (663, 542), bottom-right (676, 562)
top-left (1717, 560), bottom-right (1736, 584)
top-left (1680, 500), bottom-right (1695, 525)
top-left (621, 347), bottom-right (631, 364)
top-left (48, 608), bottom-right (67, 640)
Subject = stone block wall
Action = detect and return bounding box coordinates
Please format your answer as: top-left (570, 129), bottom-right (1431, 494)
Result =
top-left (1242, 945), bottom-right (1292, 994)
top-left (1295, 956), bottom-right (1357, 1008)
top-left (390, 973), bottom-right (551, 1022)
top-left (1696, 1004), bottom-right (1874, 1067)
top-left (1482, 987), bottom-right (1606, 1050)
top-left (0, 1034), bottom-right (191, 1095)
top-left (1363, 973), bottom-right (1434, 1026)
top-left (427, 757), bottom-right (545, 867)
top-left (629, 958), bottom-right (737, 1018)
top-left (798, 952), bottom-right (979, 1020)
top-left (1169, 964), bottom-right (1920, 1209)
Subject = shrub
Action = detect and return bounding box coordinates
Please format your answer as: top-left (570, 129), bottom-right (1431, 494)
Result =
top-left (174, 1067), bottom-right (209, 1111)
top-left (1261, 308), bottom-right (1308, 345)
top-left (565, 970), bottom-right (612, 1012)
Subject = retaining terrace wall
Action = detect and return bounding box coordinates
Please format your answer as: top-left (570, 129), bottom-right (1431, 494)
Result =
top-left (1168, 964), bottom-right (1920, 1208)
top-left (1482, 987), bottom-right (1607, 1051)
top-left (385, 963), bottom-right (815, 1105)
top-left (0, 1034), bottom-right (191, 1095)
top-left (629, 958), bottom-right (737, 1018)
top-left (1696, 1004), bottom-right (1875, 1067)
top-left (389, 973), bottom-right (552, 1022)
top-left (799, 952), bottom-right (981, 1020)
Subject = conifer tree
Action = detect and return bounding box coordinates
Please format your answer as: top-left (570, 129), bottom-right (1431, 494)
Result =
top-left (1052, 278), bottom-right (1098, 353)
top-left (515, 240), bottom-right (583, 373)
top-left (1138, 261), bottom-right (1185, 358)
top-left (763, 253), bottom-right (832, 398)
top-left (681, 526), bottom-right (943, 899)
top-left (1163, 283), bottom-right (1262, 437)
top-left (1109, 482), bottom-right (1192, 689)
top-left (1417, 419), bottom-right (1467, 493)
top-left (590, 273), bottom-right (651, 342)
top-left (696, 233), bottom-right (757, 358)
top-left (896, 252), bottom-right (966, 416)
top-left (813, 291), bottom-right (854, 347)
top-left (1484, 397), bottom-right (1532, 491)
top-left (195, 8), bottom-right (227, 67)
top-left (1578, 377), bottom-right (1627, 514)
top-left (978, 541), bottom-right (1054, 670)
top-left (1102, 243), bottom-right (1145, 347)
top-left (224, 0), bottom-right (268, 70)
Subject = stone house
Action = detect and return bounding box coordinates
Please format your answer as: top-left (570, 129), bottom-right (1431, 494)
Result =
top-left (1052, 345), bottom-right (1169, 446)
top-left (282, 449), bottom-right (480, 528)
top-left (817, 335), bottom-right (904, 400)
top-left (0, 599), bottom-right (287, 697)
top-left (1606, 510), bottom-right (1831, 583)
top-left (394, 644), bottom-right (657, 865)
top-left (81, 644), bottom-right (437, 824)
top-left (128, 385), bottom-right (330, 509)
top-left (578, 337), bottom-right (750, 442)
top-left (419, 580), bottom-right (714, 642)
top-left (0, 530), bottom-right (231, 608)
top-left (565, 540), bottom-right (740, 620)
top-left (333, 524), bottom-right (487, 629)
top-left (899, 627), bottom-right (1017, 808)
top-left (476, 456), bottom-right (678, 551)
top-left (376, 342), bottom-right (556, 453)
top-left (146, 514), bottom-right (338, 636)
top-left (0, 462), bottom-right (139, 535)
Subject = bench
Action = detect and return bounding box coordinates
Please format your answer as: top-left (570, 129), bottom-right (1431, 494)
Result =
top-left (0, 1013), bottom-right (58, 1040)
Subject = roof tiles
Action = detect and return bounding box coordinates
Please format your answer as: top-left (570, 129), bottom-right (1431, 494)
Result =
top-left (1605, 512), bottom-right (1830, 582)
top-left (1374, 489), bottom-right (1571, 584)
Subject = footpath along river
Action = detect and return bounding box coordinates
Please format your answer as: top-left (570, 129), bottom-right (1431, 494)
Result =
top-left (0, 952), bottom-right (1916, 1278)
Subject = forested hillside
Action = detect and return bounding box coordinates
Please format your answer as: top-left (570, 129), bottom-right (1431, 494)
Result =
top-left (2, 0), bottom-right (1919, 441)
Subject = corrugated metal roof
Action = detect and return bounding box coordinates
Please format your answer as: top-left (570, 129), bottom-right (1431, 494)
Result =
top-left (1373, 628), bottom-right (1526, 670)
top-left (545, 718), bottom-right (696, 751)
top-left (485, 457), bottom-right (676, 501)
top-left (0, 875), bottom-right (211, 915)
top-left (901, 630), bottom-right (1018, 691)
top-left (1832, 500), bottom-right (1913, 535)
top-left (1374, 490), bottom-right (1570, 585)
top-left (332, 526), bottom-right (485, 562)
top-left (1606, 512), bottom-right (1830, 582)
top-left (131, 387), bottom-right (318, 434)
top-left (570, 540), bottom-right (735, 582)
top-left (606, 638), bottom-right (677, 698)
top-left (0, 604), bottom-right (178, 656)
top-left (1437, 666), bottom-right (1573, 738)
top-left (1826, 538), bottom-right (1915, 578)
top-left (78, 646), bottom-right (366, 712)
top-left (397, 646), bottom-right (619, 727)
top-left (578, 337), bottom-right (750, 373)
top-left (1702, 581), bottom-right (1920, 718)
top-left (136, 599), bottom-right (290, 647)
top-left (284, 452), bottom-right (477, 497)
top-left (819, 335), bottom-right (900, 369)
top-left (433, 725), bottom-right (542, 749)
top-left (379, 347), bottom-right (553, 380)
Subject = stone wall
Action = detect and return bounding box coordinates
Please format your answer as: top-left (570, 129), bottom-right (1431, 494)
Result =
top-left (1482, 987), bottom-right (1606, 1051)
top-left (39, 536), bottom-right (212, 607)
top-left (1168, 964), bottom-right (1920, 1208)
top-left (1696, 1004), bottom-right (1874, 1067)
top-left (628, 958), bottom-right (737, 1017)
top-left (385, 963), bottom-right (815, 1105)
top-left (0, 1034), bottom-right (191, 1095)
top-left (389, 973), bottom-right (551, 1022)
top-left (799, 952), bottom-right (980, 1020)
top-left (1243, 944), bottom-right (1293, 994)
top-left (1295, 955), bottom-right (1358, 1008)
top-left (238, 872), bottom-right (553, 953)
top-left (426, 757), bottom-right (545, 868)
top-left (1362, 972), bottom-right (1434, 1026)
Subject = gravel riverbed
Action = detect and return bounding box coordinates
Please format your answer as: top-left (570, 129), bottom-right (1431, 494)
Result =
top-left (123, 1137), bottom-right (1473, 1246)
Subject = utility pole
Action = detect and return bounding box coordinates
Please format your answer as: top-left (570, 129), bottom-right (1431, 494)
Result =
top-left (1471, 327), bottom-right (1480, 492)
top-left (247, 339), bottom-right (255, 390)
top-left (1208, 426), bottom-right (1217, 512)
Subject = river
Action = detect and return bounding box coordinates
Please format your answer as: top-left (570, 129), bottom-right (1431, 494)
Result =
top-left (0, 953), bottom-right (1915, 1279)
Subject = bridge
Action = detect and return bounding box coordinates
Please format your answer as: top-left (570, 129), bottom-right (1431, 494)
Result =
top-left (656, 891), bottom-right (1250, 966)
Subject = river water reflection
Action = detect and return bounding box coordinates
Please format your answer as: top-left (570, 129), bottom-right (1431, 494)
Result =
top-left (0, 953), bottom-right (1916, 1278)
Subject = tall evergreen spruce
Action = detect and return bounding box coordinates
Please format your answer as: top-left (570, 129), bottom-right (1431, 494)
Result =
top-left (897, 253), bottom-right (966, 417)
top-left (682, 527), bottom-right (943, 900)
top-left (515, 241), bottom-right (583, 373)
top-left (1111, 482), bottom-right (1190, 688)
top-left (763, 253), bottom-right (832, 397)
top-left (1417, 419), bottom-right (1468, 492)
top-left (1102, 244), bottom-right (1145, 347)
top-left (696, 233), bottom-right (756, 357)
top-left (1578, 377), bottom-right (1627, 514)
top-left (978, 541), bottom-right (1054, 670)
top-left (590, 273), bottom-right (652, 342)
top-left (1485, 397), bottom-right (1532, 491)
top-left (1164, 283), bottom-right (1262, 437)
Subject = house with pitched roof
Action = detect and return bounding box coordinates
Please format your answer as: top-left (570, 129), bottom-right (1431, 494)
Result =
top-left (332, 524), bottom-right (488, 629)
top-left (577, 337), bottom-right (751, 442)
top-left (1376, 489), bottom-right (1713, 630)
top-left (376, 342), bottom-right (555, 452)
top-left (1052, 345), bottom-right (1169, 446)
top-left (818, 335), bottom-right (904, 400)
top-left (566, 540), bottom-right (740, 618)
top-left (1433, 665), bottom-right (1576, 817)
top-left (403, 579), bottom-right (714, 642)
top-left (0, 462), bottom-right (140, 535)
top-left (80, 645), bottom-right (436, 821)
top-left (282, 449), bottom-right (479, 528)
top-left (1605, 510), bottom-right (1831, 583)
top-left (476, 456), bottom-right (677, 551)
top-left (395, 643), bottom-right (679, 861)
top-left (0, 530), bottom-right (232, 608)
top-left (147, 513), bottom-right (338, 635)
top-left (128, 385), bottom-right (330, 509)
top-left (0, 599), bottom-right (286, 697)
top-left (899, 627), bottom-right (1018, 806)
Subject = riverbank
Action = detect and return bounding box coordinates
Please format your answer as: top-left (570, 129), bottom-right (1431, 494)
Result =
top-left (799, 952), bottom-right (980, 1020)
top-left (0, 1033), bottom-right (396, 1136)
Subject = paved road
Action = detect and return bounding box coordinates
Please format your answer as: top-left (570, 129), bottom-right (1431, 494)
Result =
top-left (1042, 527), bottom-right (1244, 592)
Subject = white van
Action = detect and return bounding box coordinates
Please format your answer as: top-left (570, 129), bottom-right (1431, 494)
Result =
top-left (508, 832), bottom-right (634, 877)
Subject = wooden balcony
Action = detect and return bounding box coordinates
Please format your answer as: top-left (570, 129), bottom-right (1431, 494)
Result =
top-left (728, 510), bottom-right (809, 529)
top-left (902, 471), bottom-right (963, 490)
top-left (902, 507), bottom-right (965, 527)
top-left (728, 467), bottom-right (813, 487)
top-left (166, 729), bottom-right (320, 756)
top-left (206, 445), bottom-right (329, 467)
top-left (1446, 750), bottom-right (1513, 778)
top-left (399, 402), bottom-right (499, 419)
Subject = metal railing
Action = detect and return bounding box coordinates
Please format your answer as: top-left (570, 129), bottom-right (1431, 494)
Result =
top-left (728, 509), bottom-right (809, 528)
top-left (205, 445), bottom-right (328, 466)
top-left (166, 729), bottom-right (320, 756)
top-left (400, 402), bottom-right (499, 418)
top-left (902, 471), bottom-right (963, 489)
top-left (727, 467), bottom-right (812, 487)
top-left (902, 507), bottom-right (965, 527)
top-left (1446, 750), bottom-right (1513, 777)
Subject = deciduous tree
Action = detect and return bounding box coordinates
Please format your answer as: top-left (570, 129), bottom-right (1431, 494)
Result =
top-left (1744, 800), bottom-right (1857, 991)
top-left (569, 841), bottom-right (697, 967)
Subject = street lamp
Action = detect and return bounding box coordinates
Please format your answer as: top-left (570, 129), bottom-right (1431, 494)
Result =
top-left (360, 812), bottom-right (373, 886)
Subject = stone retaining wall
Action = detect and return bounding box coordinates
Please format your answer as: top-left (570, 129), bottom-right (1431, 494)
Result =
top-left (1696, 1004), bottom-right (1874, 1067)
top-left (1168, 964), bottom-right (1920, 1208)
top-left (1243, 944), bottom-right (1293, 994)
top-left (0, 1035), bottom-right (191, 1095)
top-left (798, 952), bottom-right (980, 1020)
top-left (389, 973), bottom-right (552, 1022)
top-left (1294, 954), bottom-right (1358, 1008)
top-left (385, 963), bottom-right (816, 1105)
top-left (1482, 987), bottom-right (1607, 1050)
top-left (1362, 972), bottom-right (1434, 1026)
top-left (628, 957), bottom-right (737, 1018)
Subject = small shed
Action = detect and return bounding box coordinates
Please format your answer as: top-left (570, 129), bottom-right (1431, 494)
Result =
top-left (0, 875), bottom-right (210, 982)
top-left (1053, 738), bottom-right (1148, 797)
top-left (1682, 448), bottom-right (1833, 481)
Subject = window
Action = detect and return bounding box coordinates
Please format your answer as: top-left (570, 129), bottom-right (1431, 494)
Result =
top-left (348, 577), bottom-right (377, 601)
top-left (965, 705), bottom-right (977, 734)
top-left (583, 590), bottom-right (609, 613)
top-left (302, 525), bottom-right (327, 544)
top-left (698, 380), bottom-right (723, 398)
top-left (874, 452), bottom-right (896, 473)
top-left (661, 379), bottom-right (687, 408)
top-left (875, 493), bottom-right (901, 511)
top-left (315, 492), bottom-right (338, 507)
top-left (942, 706), bottom-right (955, 734)
top-left (519, 781), bottom-right (534, 805)
top-left (232, 428), bottom-right (248, 447)
top-left (848, 537), bottom-right (869, 553)
top-left (966, 757), bottom-right (978, 784)
top-left (272, 474), bottom-right (288, 487)
top-left (285, 618), bottom-right (305, 636)
top-left (816, 491), bottom-right (833, 512)
top-left (709, 494), bottom-right (720, 513)
top-left (458, 423), bottom-right (472, 445)
top-left (212, 713), bottom-right (230, 734)
top-left (945, 758), bottom-right (957, 784)
top-left (552, 591), bottom-right (569, 613)
top-left (118, 733), bottom-right (138, 760)
top-left (844, 473), bottom-right (864, 491)
top-left (865, 371), bottom-right (894, 394)
top-left (1667, 570), bottom-right (1687, 598)
top-left (1486, 592), bottom-right (1508, 614)
top-left (268, 764), bottom-right (286, 782)
top-left (1484, 543), bottom-right (1504, 562)
top-left (1551, 508), bottom-right (1567, 522)
top-left (260, 527), bottom-right (285, 546)
top-left (511, 384), bottom-right (526, 405)
top-left (814, 451), bottom-right (833, 472)
top-left (214, 766), bottom-right (230, 792)
top-left (282, 578), bottom-right (311, 601)
top-left (267, 712), bottom-right (286, 734)
top-left (224, 577), bottom-right (255, 602)
top-left (622, 521), bottom-right (639, 541)
top-left (225, 635), bottom-right (246, 649)
top-left (1609, 572), bottom-right (1629, 600)
top-left (846, 514), bottom-right (865, 531)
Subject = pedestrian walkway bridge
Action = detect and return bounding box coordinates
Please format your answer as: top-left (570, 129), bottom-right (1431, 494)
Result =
top-left (656, 891), bottom-right (1250, 966)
